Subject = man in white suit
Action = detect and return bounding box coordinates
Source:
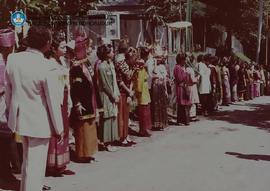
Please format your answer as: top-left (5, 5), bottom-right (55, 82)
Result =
top-left (5, 26), bottom-right (64, 191)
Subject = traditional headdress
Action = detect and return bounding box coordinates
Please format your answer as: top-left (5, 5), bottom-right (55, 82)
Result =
top-left (0, 28), bottom-right (15, 47)
top-left (75, 36), bottom-right (88, 60)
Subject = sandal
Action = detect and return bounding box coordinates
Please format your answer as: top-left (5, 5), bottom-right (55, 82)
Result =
top-left (42, 185), bottom-right (51, 191)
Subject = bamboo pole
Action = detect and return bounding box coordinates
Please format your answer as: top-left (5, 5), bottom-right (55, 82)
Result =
top-left (256, 0), bottom-right (264, 64)
top-left (266, 11), bottom-right (269, 67)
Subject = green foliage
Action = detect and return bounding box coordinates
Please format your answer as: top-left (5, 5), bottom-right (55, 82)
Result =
top-left (0, 0), bottom-right (99, 28)
top-left (145, 0), bottom-right (183, 25)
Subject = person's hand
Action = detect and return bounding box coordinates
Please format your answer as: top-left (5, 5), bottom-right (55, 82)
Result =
top-left (55, 131), bottom-right (65, 143)
top-left (127, 96), bottom-right (132, 103)
top-left (114, 95), bottom-right (120, 103)
top-left (129, 90), bottom-right (135, 97)
top-left (76, 103), bottom-right (86, 115)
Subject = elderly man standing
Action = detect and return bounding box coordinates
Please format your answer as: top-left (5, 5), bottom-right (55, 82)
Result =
top-left (5, 26), bottom-right (63, 191)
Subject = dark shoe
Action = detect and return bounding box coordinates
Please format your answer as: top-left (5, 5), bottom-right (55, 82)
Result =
top-left (190, 118), bottom-right (199, 122)
top-left (151, 128), bottom-right (164, 131)
top-left (122, 142), bottom-right (133, 147)
top-left (43, 185), bottom-right (51, 191)
top-left (98, 143), bottom-right (107, 151)
top-left (111, 141), bottom-right (124, 146)
top-left (45, 170), bottom-right (64, 177)
top-left (62, 169), bottom-right (75, 175)
top-left (128, 140), bottom-right (137, 145)
top-left (138, 132), bottom-right (151, 137)
top-left (76, 157), bottom-right (95, 163)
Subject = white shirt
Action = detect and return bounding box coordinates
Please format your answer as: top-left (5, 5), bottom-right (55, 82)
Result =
top-left (198, 62), bottom-right (211, 94)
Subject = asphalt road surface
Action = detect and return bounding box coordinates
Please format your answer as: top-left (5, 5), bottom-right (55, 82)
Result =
top-left (2, 96), bottom-right (270, 191)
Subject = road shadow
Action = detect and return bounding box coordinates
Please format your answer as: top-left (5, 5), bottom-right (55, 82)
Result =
top-left (225, 152), bottom-right (270, 161)
top-left (208, 102), bottom-right (270, 133)
top-left (0, 179), bottom-right (20, 191)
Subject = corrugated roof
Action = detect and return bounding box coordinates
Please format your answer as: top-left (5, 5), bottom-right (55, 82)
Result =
top-left (99, 0), bottom-right (142, 6)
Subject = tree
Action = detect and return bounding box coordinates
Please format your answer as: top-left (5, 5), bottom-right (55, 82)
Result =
top-left (0, 0), bottom-right (99, 28)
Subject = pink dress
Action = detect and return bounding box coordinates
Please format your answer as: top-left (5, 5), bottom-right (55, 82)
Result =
top-left (174, 65), bottom-right (191, 106)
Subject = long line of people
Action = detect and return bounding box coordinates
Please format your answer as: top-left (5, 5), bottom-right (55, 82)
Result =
top-left (0, 26), bottom-right (270, 191)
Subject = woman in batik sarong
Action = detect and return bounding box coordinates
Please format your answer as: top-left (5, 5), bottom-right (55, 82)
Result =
top-left (237, 62), bottom-right (247, 101)
top-left (245, 65), bottom-right (253, 100)
top-left (46, 32), bottom-right (75, 176)
top-left (208, 56), bottom-right (218, 113)
top-left (151, 56), bottom-right (168, 131)
top-left (253, 65), bottom-right (261, 97)
top-left (133, 47), bottom-right (152, 136)
top-left (115, 40), bottom-right (136, 146)
top-left (221, 59), bottom-right (231, 106)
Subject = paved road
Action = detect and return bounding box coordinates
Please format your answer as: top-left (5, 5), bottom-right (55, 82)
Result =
top-left (3, 96), bottom-right (270, 191)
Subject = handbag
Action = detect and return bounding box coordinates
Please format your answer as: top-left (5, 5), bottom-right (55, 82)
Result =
top-left (183, 83), bottom-right (191, 100)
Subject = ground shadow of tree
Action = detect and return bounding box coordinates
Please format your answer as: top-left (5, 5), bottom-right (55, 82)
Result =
top-left (208, 103), bottom-right (270, 133)
top-left (225, 152), bottom-right (270, 161)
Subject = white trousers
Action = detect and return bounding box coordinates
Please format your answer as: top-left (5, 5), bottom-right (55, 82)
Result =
top-left (232, 84), bottom-right (238, 101)
top-left (190, 104), bottom-right (197, 118)
top-left (20, 136), bottom-right (50, 191)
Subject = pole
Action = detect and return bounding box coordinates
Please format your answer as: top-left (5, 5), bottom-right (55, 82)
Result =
top-left (256, 0), bottom-right (264, 64)
top-left (203, 19), bottom-right (206, 51)
top-left (187, 0), bottom-right (193, 22)
top-left (179, 0), bottom-right (182, 21)
top-left (266, 11), bottom-right (269, 67)
top-left (67, 15), bottom-right (70, 41)
top-left (186, 0), bottom-right (193, 52)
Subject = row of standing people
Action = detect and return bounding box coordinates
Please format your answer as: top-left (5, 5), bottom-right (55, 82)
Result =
top-left (173, 52), bottom-right (270, 128)
top-left (0, 26), bottom-right (171, 191)
top-left (1, 25), bottom-right (268, 191)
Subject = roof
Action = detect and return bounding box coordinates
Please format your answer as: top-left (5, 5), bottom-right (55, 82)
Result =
top-left (96, 0), bottom-right (145, 13)
top-left (166, 21), bottom-right (192, 29)
top-left (99, 0), bottom-right (142, 6)
top-left (234, 52), bottom-right (251, 64)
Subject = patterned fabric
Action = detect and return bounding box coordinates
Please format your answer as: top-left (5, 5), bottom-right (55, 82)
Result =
top-left (138, 104), bottom-right (152, 132)
top-left (100, 117), bottom-right (118, 143)
top-left (151, 80), bottom-right (168, 129)
top-left (47, 88), bottom-right (70, 169)
top-left (222, 66), bottom-right (231, 104)
top-left (237, 68), bottom-right (247, 93)
top-left (0, 54), bottom-right (6, 93)
top-left (117, 94), bottom-right (129, 140)
top-left (74, 119), bottom-right (98, 157)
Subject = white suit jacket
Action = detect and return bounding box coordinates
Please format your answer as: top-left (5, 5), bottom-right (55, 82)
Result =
top-left (5, 48), bottom-right (64, 138)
